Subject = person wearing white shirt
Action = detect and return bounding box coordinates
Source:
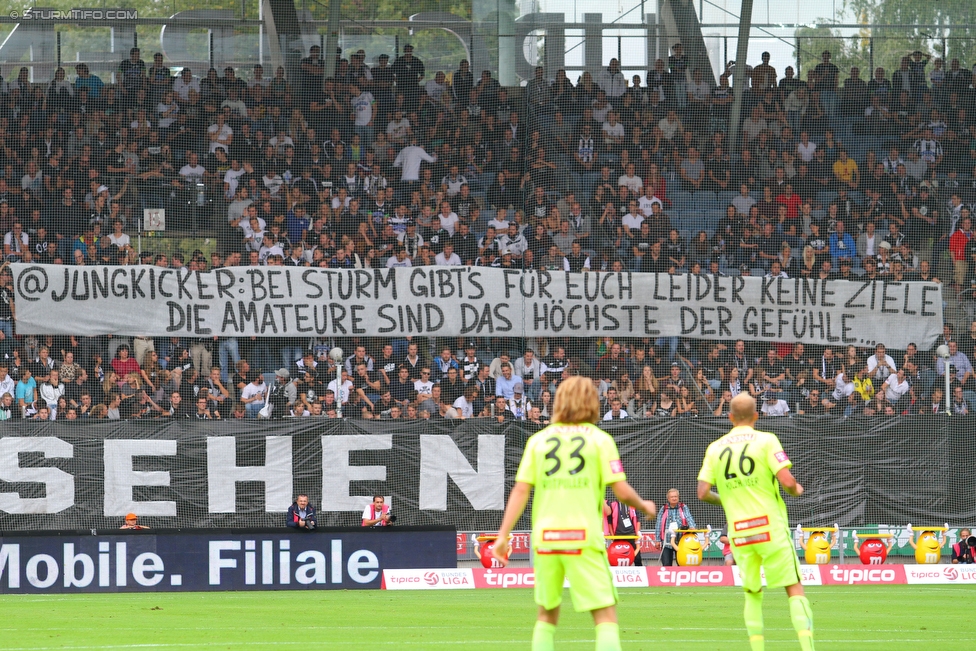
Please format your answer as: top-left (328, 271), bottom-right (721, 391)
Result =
top-left (266, 127), bottom-right (294, 146)
top-left (220, 87), bottom-right (249, 118)
top-left (882, 369), bottom-right (911, 406)
top-left (240, 213), bottom-right (267, 241)
top-left (442, 168), bottom-right (467, 197)
top-left (350, 84), bottom-right (376, 138)
top-left (618, 163), bottom-right (643, 194)
top-left (0, 368), bottom-right (14, 400)
top-left (156, 92), bottom-right (179, 129)
top-left (497, 223), bottom-right (528, 257)
top-left (107, 221), bottom-right (130, 248)
top-left (760, 395), bottom-right (790, 416)
top-left (857, 221), bottom-right (878, 259)
top-left (207, 115), bottom-right (233, 153)
top-left (240, 375), bottom-right (267, 417)
top-left (828, 370), bottom-right (855, 405)
top-left (603, 399), bottom-right (629, 420)
top-left (425, 72), bottom-right (448, 100)
top-left (437, 203), bottom-right (459, 236)
top-left (732, 184), bottom-right (756, 216)
top-left (596, 59), bottom-right (627, 98)
top-left (223, 160), bottom-right (248, 199)
top-left (4, 224), bottom-right (28, 260)
top-left (178, 152), bottom-right (206, 182)
top-left (621, 202), bottom-right (644, 237)
top-left (413, 369), bottom-right (435, 400)
top-left (386, 111), bottom-right (412, 145)
top-left (601, 113), bottom-right (626, 149)
top-left (487, 207), bottom-right (511, 233)
top-left (392, 141), bottom-right (436, 183)
top-left (865, 344), bottom-right (896, 383)
top-left (248, 64), bottom-right (271, 88)
top-left (327, 370), bottom-right (354, 405)
top-left (452, 385), bottom-right (478, 419)
top-left (173, 69), bottom-right (200, 100)
top-left (263, 171), bottom-right (284, 196)
top-left (638, 189), bottom-right (662, 217)
top-left (795, 132), bottom-right (817, 162)
top-left (386, 247), bottom-right (413, 268)
top-left (434, 243), bottom-right (462, 266)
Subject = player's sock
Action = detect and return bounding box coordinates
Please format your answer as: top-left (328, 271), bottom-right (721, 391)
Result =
top-left (743, 589), bottom-right (764, 651)
top-left (594, 622), bottom-right (621, 651)
top-left (788, 595), bottom-right (815, 651)
top-left (532, 621), bottom-right (556, 651)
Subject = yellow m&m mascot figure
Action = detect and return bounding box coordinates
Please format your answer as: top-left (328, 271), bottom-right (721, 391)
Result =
top-left (670, 522), bottom-right (712, 566)
top-left (907, 523), bottom-right (947, 564)
top-left (795, 524), bottom-right (838, 565)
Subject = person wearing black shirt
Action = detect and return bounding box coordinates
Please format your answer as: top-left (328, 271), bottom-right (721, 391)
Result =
top-left (527, 223), bottom-right (554, 259)
top-left (351, 363), bottom-right (382, 412)
top-left (375, 344), bottom-right (399, 387)
top-left (391, 44), bottom-right (425, 112)
top-left (423, 216), bottom-right (451, 254)
top-left (439, 367), bottom-right (465, 404)
top-left (299, 46), bottom-right (324, 101)
top-left (630, 221), bottom-right (656, 266)
top-left (473, 364), bottom-right (496, 404)
top-left (639, 241), bottom-right (671, 274)
top-left (298, 369), bottom-right (327, 410)
top-left (797, 390), bottom-right (827, 415)
top-left (389, 365), bottom-right (417, 405)
top-left (451, 222), bottom-right (479, 264)
top-left (563, 241), bottom-right (590, 272)
top-left (952, 528), bottom-right (976, 564)
top-left (492, 395), bottom-right (515, 422)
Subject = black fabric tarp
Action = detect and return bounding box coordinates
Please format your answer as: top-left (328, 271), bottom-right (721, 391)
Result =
top-left (0, 416), bottom-right (971, 531)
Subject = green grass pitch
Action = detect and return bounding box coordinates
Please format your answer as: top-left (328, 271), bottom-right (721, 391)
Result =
top-left (1, 586), bottom-right (973, 650)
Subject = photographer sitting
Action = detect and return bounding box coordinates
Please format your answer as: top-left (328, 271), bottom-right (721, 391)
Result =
top-left (952, 528), bottom-right (976, 564)
top-left (361, 494), bottom-right (395, 527)
top-left (286, 494), bottom-right (317, 530)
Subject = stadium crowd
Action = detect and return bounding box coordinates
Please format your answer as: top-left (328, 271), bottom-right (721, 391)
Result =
top-left (0, 43), bottom-right (976, 421)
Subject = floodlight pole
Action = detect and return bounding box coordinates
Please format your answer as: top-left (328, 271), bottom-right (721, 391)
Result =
top-left (330, 346), bottom-right (344, 418)
top-left (336, 361), bottom-right (342, 418)
top-left (945, 361), bottom-right (951, 416)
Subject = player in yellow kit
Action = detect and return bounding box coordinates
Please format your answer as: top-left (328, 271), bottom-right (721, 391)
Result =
top-left (697, 393), bottom-right (814, 651)
top-left (493, 376), bottom-right (657, 651)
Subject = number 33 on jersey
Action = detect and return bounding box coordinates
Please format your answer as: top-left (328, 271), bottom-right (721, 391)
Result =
top-left (697, 426), bottom-right (793, 542)
top-left (515, 422), bottom-right (627, 552)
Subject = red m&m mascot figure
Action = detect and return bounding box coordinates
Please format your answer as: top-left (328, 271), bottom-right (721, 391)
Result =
top-left (853, 532), bottom-right (895, 565)
top-left (475, 535), bottom-right (511, 568)
top-left (607, 539), bottom-right (637, 567)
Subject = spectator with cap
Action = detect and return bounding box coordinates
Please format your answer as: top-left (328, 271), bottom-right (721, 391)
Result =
top-left (506, 383), bottom-right (531, 420)
top-left (260, 367), bottom-right (296, 418)
top-left (120, 513), bottom-right (150, 530)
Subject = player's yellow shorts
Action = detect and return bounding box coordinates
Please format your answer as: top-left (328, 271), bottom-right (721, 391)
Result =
top-left (533, 547), bottom-right (618, 612)
top-left (731, 528), bottom-right (802, 593)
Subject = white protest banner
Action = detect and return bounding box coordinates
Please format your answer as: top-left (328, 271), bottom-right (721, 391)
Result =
top-left (10, 264), bottom-right (943, 349)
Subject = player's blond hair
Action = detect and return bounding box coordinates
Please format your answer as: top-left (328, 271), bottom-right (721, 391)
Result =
top-left (552, 376), bottom-right (599, 424)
